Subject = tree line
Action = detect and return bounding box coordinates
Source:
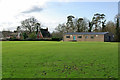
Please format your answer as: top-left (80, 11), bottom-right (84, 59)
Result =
top-left (52, 13), bottom-right (120, 42)
top-left (15, 13), bottom-right (120, 41)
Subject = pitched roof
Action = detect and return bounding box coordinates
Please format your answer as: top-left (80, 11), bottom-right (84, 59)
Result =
top-left (64, 32), bottom-right (109, 35)
top-left (40, 29), bottom-right (51, 37)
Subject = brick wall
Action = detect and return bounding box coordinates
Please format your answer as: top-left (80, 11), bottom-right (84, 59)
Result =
top-left (63, 34), bottom-right (104, 42)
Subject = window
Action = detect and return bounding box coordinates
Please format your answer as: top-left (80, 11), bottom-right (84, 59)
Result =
top-left (96, 35), bottom-right (98, 37)
top-left (66, 36), bottom-right (70, 38)
top-left (91, 36), bottom-right (94, 39)
top-left (85, 36), bottom-right (88, 39)
top-left (70, 35), bottom-right (72, 37)
top-left (78, 36), bottom-right (82, 38)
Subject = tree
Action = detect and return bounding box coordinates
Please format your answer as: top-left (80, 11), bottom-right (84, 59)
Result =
top-left (51, 31), bottom-right (63, 39)
top-left (54, 23), bottom-right (67, 39)
top-left (89, 13), bottom-right (106, 32)
top-left (76, 18), bottom-right (83, 32)
top-left (115, 16), bottom-right (120, 41)
top-left (55, 17), bottom-right (89, 34)
top-left (21, 17), bottom-right (40, 33)
top-left (76, 18), bottom-right (88, 32)
top-left (88, 21), bottom-right (94, 32)
top-left (104, 21), bottom-right (120, 41)
top-left (55, 23), bottom-right (66, 33)
top-left (101, 20), bottom-right (106, 32)
top-left (105, 21), bottom-right (116, 32)
top-left (17, 26), bottom-right (21, 32)
top-left (66, 15), bottom-right (75, 32)
top-left (19, 17), bottom-right (42, 40)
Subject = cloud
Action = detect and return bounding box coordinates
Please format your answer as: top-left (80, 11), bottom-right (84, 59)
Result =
top-left (22, 6), bottom-right (43, 13)
top-left (0, 0), bottom-right (49, 31)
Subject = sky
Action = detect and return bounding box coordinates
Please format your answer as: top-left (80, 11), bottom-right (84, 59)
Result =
top-left (0, 0), bottom-right (119, 32)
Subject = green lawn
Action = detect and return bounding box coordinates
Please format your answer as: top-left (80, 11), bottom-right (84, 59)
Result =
top-left (2, 41), bottom-right (118, 78)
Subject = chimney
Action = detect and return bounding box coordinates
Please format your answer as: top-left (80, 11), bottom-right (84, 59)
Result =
top-left (46, 27), bottom-right (48, 31)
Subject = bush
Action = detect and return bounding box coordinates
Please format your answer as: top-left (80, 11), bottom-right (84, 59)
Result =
top-left (9, 36), bottom-right (16, 40)
top-left (28, 33), bottom-right (37, 40)
top-left (22, 33), bottom-right (28, 39)
top-left (52, 37), bottom-right (61, 41)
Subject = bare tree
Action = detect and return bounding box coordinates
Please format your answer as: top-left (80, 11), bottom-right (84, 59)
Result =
top-left (105, 21), bottom-right (116, 33)
top-left (76, 18), bottom-right (88, 32)
top-left (55, 17), bottom-right (89, 33)
top-left (21, 17), bottom-right (40, 33)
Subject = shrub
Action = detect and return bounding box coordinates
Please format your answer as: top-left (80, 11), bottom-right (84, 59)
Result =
top-left (22, 33), bottom-right (28, 39)
top-left (52, 37), bottom-right (61, 41)
top-left (28, 33), bottom-right (37, 40)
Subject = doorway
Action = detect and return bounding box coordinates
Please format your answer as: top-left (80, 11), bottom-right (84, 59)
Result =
top-left (73, 36), bottom-right (76, 40)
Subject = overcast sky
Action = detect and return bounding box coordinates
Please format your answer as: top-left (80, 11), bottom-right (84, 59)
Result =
top-left (0, 0), bottom-right (119, 32)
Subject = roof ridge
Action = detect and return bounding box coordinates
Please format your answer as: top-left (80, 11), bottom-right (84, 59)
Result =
top-left (64, 32), bottom-right (109, 35)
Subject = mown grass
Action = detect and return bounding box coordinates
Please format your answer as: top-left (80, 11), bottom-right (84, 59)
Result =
top-left (2, 41), bottom-right (118, 78)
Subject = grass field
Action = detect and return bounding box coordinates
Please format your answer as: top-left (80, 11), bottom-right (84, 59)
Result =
top-left (2, 41), bottom-right (118, 78)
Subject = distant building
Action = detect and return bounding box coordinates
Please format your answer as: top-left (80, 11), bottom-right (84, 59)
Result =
top-left (63, 32), bottom-right (114, 42)
top-left (2, 31), bottom-right (18, 39)
top-left (1, 27), bottom-right (51, 40)
top-left (40, 28), bottom-right (51, 38)
top-left (0, 32), bottom-right (3, 40)
top-left (36, 28), bottom-right (51, 39)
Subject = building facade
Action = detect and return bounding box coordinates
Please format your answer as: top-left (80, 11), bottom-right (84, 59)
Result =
top-left (1, 28), bottom-right (51, 40)
top-left (63, 32), bottom-right (114, 42)
top-left (2, 31), bottom-right (18, 39)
